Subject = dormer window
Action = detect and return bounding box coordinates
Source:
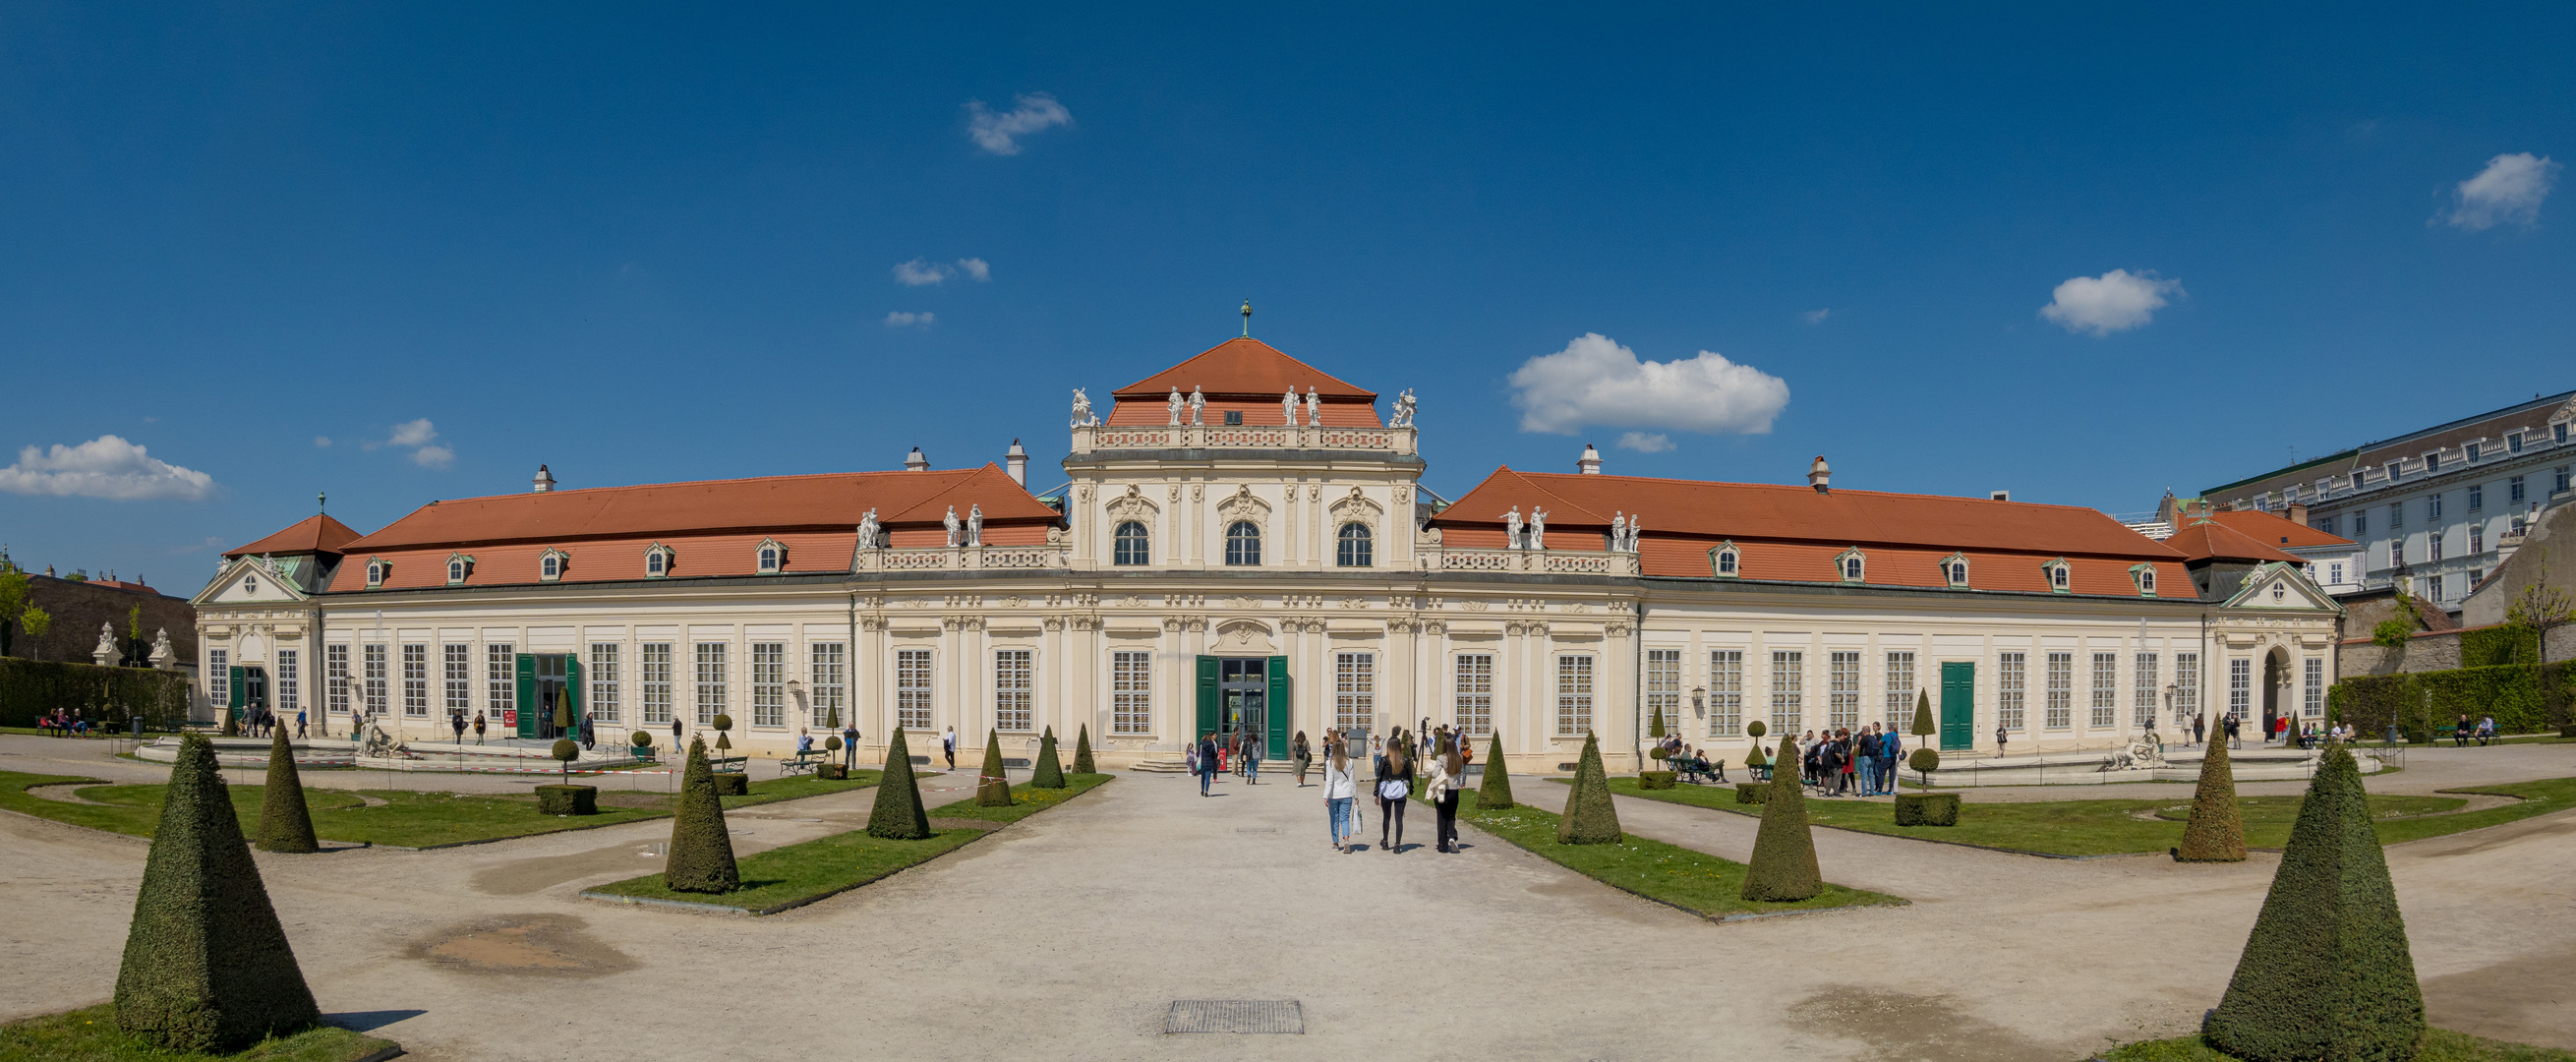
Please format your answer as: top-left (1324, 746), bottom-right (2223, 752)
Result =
top-left (2466, 441), bottom-right (2483, 462)
top-left (2042, 559), bottom-right (2071, 593)
top-left (365, 559), bottom-right (386, 587)
top-left (644, 543), bottom-right (673, 578)
top-left (2509, 431), bottom-right (2525, 453)
top-left (754, 538), bottom-right (787, 574)
top-left (1710, 542), bottom-right (1740, 578)
top-left (2423, 451), bottom-right (2441, 474)
top-left (1940, 554), bottom-right (1969, 588)
top-left (445, 555), bottom-right (475, 585)
top-left (539, 549), bottom-right (567, 582)
top-left (2130, 562), bottom-right (2158, 597)
top-left (1834, 548), bottom-right (1865, 583)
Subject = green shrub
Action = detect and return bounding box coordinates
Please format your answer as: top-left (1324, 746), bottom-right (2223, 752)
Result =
top-left (976, 730), bottom-right (1014, 807)
top-left (551, 738), bottom-right (579, 783)
top-left (867, 729), bottom-right (933, 840)
top-left (663, 739), bottom-right (739, 893)
top-left (1072, 724), bottom-right (1096, 774)
top-left (1029, 727), bottom-right (1066, 789)
top-left (1637, 771), bottom-right (1677, 790)
top-left (114, 736), bottom-right (319, 1050)
top-left (254, 728), bottom-right (318, 854)
top-left (1907, 746), bottom-right (1941, 789)
top-left (629, 731), bottom-right (652, 748)
top-left (1740, 733), bottom-right (1822, 901)
top-left (2205, 746), bottom-right (2425, 1061)
top-left (1735, 782), bottom-right (1769, 804)
top-left (824, 735), bottom-right (843, 752)
top-left (2461, 624), bottom-right (2540, 668)
top-left (713, 772), bottom-right (747, 796)
top-left (2330, 662), bottom-right (2576, 739)
top-left (1478, 733), bottom-right (1515, 810)
top-left (2371, 618), bottom-right (2415, 650)
top-left (0, 658), bottom-right (191, 730)
top-left (1747, 720), bottom-right (1768, 739)
top-left (817, 762), bottom-right (847, 780)
top-left (1893, 793), bottom-right (1959, 827)
top-left (1554, 733), bottom-right (1621, 844)
top-left (711, 713), bottom-right (733, 732)
top-left (2176, 738), bottom-right (2246, 862)
top-left (1648, 702), bottom-right (1666, 738)
top-left (535, 785), bottom-right (598, 816)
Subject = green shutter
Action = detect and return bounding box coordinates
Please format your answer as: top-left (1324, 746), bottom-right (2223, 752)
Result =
top-left (1266, 656), bottom-right (1290, 761)
top-left (515, 653), bottom-right (537, 738)
top-left (1195, 656), bottom-right (1219, 741)
top-left (565, 655), bottom-right (585, 738)
top-left (228, 665), bottom-right (247, 716)
top-left (1940, 662), bottom-right (1975, 751)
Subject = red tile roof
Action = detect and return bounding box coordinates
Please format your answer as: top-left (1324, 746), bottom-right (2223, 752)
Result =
top-left (1108, 337), bottom-right (1381, 428)
top-left (2205, 508), bottom-right (2355, 550)
top-left (2161, 518), bottom-right (2309, 564)
top-left (225, 514), bottom-right (365, 559)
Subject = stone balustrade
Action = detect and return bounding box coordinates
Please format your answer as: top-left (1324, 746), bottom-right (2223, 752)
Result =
top-left (1071, 423), bottom-right (1417, 456)
top-left (853, 545), bottom-right (1072, 573)
top-left (1417, 547), bottom-right (1639, 576)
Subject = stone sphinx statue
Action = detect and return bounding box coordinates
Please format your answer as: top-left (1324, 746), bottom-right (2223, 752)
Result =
top-left (356, 716), bottom-right (410, 759)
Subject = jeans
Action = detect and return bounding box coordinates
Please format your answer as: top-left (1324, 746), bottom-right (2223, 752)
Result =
top-left (1200, 767), bottom-right (1214, 796)
top-left (1246, 757), bottom-right (1259, 784)
top-left (1327, 796), bottom-right (1354, 845)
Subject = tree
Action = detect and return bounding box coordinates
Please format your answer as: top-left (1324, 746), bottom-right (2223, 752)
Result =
top-left (976, 730), bottom-right (1014, 806)
top-left (1555, 732), bottom-right (1621, 844)
top-left (0, 564), bottom-right (51, 657)
top-left (1029, 727), bottom-right (1066, 789)
top-left (1907, 746), bottom-right (1940, 790)
top-left (1739, 733), bottom-right (1823, 901)
top-left (1072, 724), bottom-right (1095, 775)
top-left (663, 738), bottom-right (739, 893)
top-left (551, 738), bottom-right (579, 784)
top-left (1478, 732), bottom-right (1515, 809)
top-left (2175, 735), bottom-right (2246, 861)
top-left (2506, 553), bottom-right (2570, 667)
top-left (114, 736), bottom-right (319, 1050)
top-left (867, 729), bottom-right (933, 840)
top-left (2371, 619), bottom-right (2414, 651)
top-left (255, 728), bottom-right (319, 854)
top-left (1909, 689), bottom-right (1936, 742)
top-left (2204, 745), bottom-right (2425, 1061)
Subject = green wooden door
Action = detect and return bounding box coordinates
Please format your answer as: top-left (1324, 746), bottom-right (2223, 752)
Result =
top-left (565, 655), bottom-right (585, 739)
top-left (1194, 656), bottom-right (1219, 743)
top-left (1939, 662), bottom-right (1975, 751)
top-left (1266, 656), bottom-right (1290, 761)
top-left (228, 665), bottom-right (246, 722)
top-left (514, 653), bottom-right (537, 738)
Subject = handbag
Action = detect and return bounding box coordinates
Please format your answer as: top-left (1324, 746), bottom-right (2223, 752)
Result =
top-left (1376, 778), bottom-right (1411, 801)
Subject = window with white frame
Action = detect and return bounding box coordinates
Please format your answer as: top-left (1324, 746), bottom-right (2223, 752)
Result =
top-left (208, 648), bottom-right (230, 707)
top-left (2328, 561), bottom-right (2344, 585)
top-left (1884, 651), bottom-right (1914, 730)
top-left (808, 643), bottom-right (845, 727)
top-left (1837, 551), bottom-right (1864, 583)
top-left (2384, 461), bottom-right (2401, 485)
top-left (1828, 651), bottom-right (1860, 729)
top-left (756, 541), bottom-right (784, 574)
top-left (362, 644), bottom-right (387, 717)
top-left (1769, 650), bottom-right (1803, 733)
top-left (2044, 560), bottom-right (2071, 592)
top-left (2229, 658), bottom-right (2252, 719)
top-left (1997, 652), bottom-right (2025, 731)
top-left (2470, 523), bottom-right (2484, 554)
top-left (1943, 556), bottom-right (1968, 587)
top-left (326, 645), bottom-right (350, 716)
top-left (2174, 652), bottom-right (2199, 721)
top-left (2430, 493), bottom-right (2444, 520)
top-left (2509, 431), bottom-right (2525, 453)
top-left (402, 644), bottom-right (429, 717)
top-left (2558, 466), bottom-right (2572, 494)
top-left (992, 649), bottom-right (1031, 732)
top-left (2469, 483), bottom-right (2484, 510)
top-left (1113, 521), bottom-right (1149, 566)
top-left (1112, 651), bottom-right (1152, 735)
top-left (2427, 574), bottom-right (2445, 601)
top-left (1708, 650), bottom-right (1743, 737)
top-left (2562, 423), bottom-right (2573, 444)
top-left (541, 551), bottom-right (563, 581)
top-left (2425, 451), bottom-right (2441, 474)
top-left (2428, 530), bottom-right (2444, 561)
top-left (276, 649), bottom-right (298, 715)
top-left (2353, 511), bottom-right (2367, 537)
top-left (1224, 521), bottom-right (1261, 565)
top-left (2389, 501), bottom-right (2403, 528)
top-left (2133, 565), bottom-right (2157, 595)
top-left (897, 649), bottom-right (932, 730)
top-left (2468, 441), bottom-right (2483, 462)
top-left (2305, 658), bottom-right (2325, 716)
top-left (694, 643), bottom-right (728, 726)
top-left (1556, 654), bottom-right (1595, 736)
top-left (1712, 545), bottom-right (1739, 577)
top-left (1454, 653), bottom-right (1493, 737)
top-left (588, 643), bottom-right (620, 723)
top-left (1336, 652), bottom-right (1376, 731)
top-left (2389, 541), bottom-right (2404, 569)
top-left (1336, 523), bottom-right (1374, 567)
top-left (640, 643), bottom-right (673, 725)
top-left (2510, 475), bottom-right (2526, 503)
top-left (487, 644), bottom-right (516, 718)
top-left (446, 556), bottom-right (471, 584)
top-left (645, 545), bottom-right (671, 577)
top-left (750, 642), bottom-right (786, 728)
top-left (2134, 652), bottom-right (2160, 727)
top-left (2044, 652), bottom-right (2072, 729)
top-left (365, 559), bottom-right (385, 586)
top-left (1647, 650), bottom-right (1681, 734)
top-left (444, 644), bottom-right (471, 716)
top-left (2091, 652), bottom-right (2118, 728)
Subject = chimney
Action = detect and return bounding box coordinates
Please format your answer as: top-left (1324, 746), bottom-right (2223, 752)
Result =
top-left (2287, 502), bottom-right (2310, 527)
top-left (1808, 455), bottom-right (1831, 494)
top-left (905, 446), bottom-right (928, 472)
top-left (1005, 439), bottom-right (1028, 487)
top-left (532, 464), bottom-right (556, 493)
top-left (1577, 442), bottom-right (1603, 475)
top-left (1990, 490), bottom-right (2012, 502)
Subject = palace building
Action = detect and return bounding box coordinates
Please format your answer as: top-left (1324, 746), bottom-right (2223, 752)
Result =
top-left (192, 331), bottom-right (2342, 772)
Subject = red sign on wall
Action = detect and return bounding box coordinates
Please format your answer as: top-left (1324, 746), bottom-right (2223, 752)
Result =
top-left (503, 710), bottom-right (517, 726)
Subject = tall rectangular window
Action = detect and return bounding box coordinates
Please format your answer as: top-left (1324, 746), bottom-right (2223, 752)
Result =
top-left (1883, 651), bottom-right (1915, 731)
top-left (2174, 652), bottom-right (2199, 721)
top-left (1768, 650), bottom-right (1803, 733)
top-left (1112, 651), bottom-right (1152, 735)
top-left (2090, 652), bottom-right (2118, 728)
top-left (2510, 475), bottom-right (2526, 503)
top-left (992, 649), bottom-right (1032, 732)
top-left (2043, 652), bottom-right (2072, 729)
top-left (1646, 649), bottom-right (1681, 735)
top-left (443, 644), bottom-right (472, 716)
top-left (2353, 511), bottom-right (2367, 537)
top-left (2429, 531), bottom-right (2444, 561)
top-left (1453, 653), bottom-right (1493, 737)
top-left (693, 642), bottom-right (728, 726)
top-left (897, 649), bottom-right (932, 730)
top-left (1708, 650), bottom-right (1743, 738)
top-left (1997, 652), bottom-right (2025, 731)
top-left (1828, 651), bottom-right (1861, 730)
top-left (486, 644), bottom-right (516, 717)
top-left (402, 644), bottom-right (429, 718)
top-left (1336, 652), bottom-right (1376, 731)
top-left (326, 645), bottom-right (350, 716)
top-left (2427, 574), bottom-right (2445, 601)
top-left (639, 643), bottom-right (673, 725)
top-left (808, 643), bottom-right (846, 728)
top-left (2134, 653), bottom-right (2159, 728)
top-left (363, 644), bottom-right (387, 717)
top-left (588, 643), bottom-right (620, 724)
top-left (2470, 523), bottom-right (2484, 554)
top-left (2430, 493), bottom-right (2443, 520)
top-left (208, 649), bottom-right (229, 707)
top-left (276, 649), bottom-right (299, 716)
top-left (1556, 654), bottom-right (1595, 736)
top-left (2390, 501), bottom-right (2403, 528)
top-left (2469, 483), bottom-right (2484, 510)
top-left (2229, 658), bottom-right (2252, 718)
top-left (2304, 658), bottom-right (2325, 717)
top-left (750, 642), bottom-right (787, 728)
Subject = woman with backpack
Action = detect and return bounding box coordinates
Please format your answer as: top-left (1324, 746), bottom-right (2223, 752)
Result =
top-left (1375, 738), bottom-right (1413, 853)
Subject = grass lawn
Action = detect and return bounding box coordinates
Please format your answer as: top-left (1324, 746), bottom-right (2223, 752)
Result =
top-left (585, 774), bottom-right (1112, 914)
top-left (1582, 776), bottom-right (2576, 856)
top-left (1443, 790), bottom-right (1902, 919)
top-left (2102, 1028), bottom-right (2574, 1061)
top-left (0, 1004), bottom-right (395, 1062)
top-left (0, 769), bottom-right (883, 849)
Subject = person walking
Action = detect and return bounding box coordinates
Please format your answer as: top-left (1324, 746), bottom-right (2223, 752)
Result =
top-left (2191, 713), bottom-right (2204, 748)
top-left (943, 726), bottom-right (958, 770)
top-left (474, 711), bottom-right (488, 743)
top-left (1375, 738), bottom-right (1412, 852)
top-left (1245, 732), bottom-right (1262, 785)
top-left (1323, 738), bottom-right (1358, 852)
top-left (452, 711), bottom-right (468, 743)
top-left (1196, 731), bottom-right (1220, 797)
top-left (1292, 731), bottom-right (1313, 787)
top-left (296, 709), bottom-right (308, 739)
top-left (842, 720), bottom-right (860, 769)
top-left (1428, 736), bottom-right (1464, 853)
top-left (1994, 723), bottom-right (2009, 756)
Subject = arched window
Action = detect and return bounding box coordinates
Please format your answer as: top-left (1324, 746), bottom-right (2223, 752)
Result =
top-left (2044, 560), bottom-right (2071, 592)
top-left (1336, 523), bottom-right (1374, 567)
top-left (1225, 521), bottom-right (1262, 566)
top-left (1837, 551), bottom-right (1864, 583)
top-left (1113, 521), bottom-right (1150, 565)
top-left (447, 558), bottom-right (468, 584)
top-left (645, 546), bottom-right (671, 577)
top-left (541, 554), bottom-right (560, 580)
top-left (1945, 560), bottom-right (1969, 587)
top-left (757, 546), bottom-right (781, 573)
top-left (366, 560), bottom-right (386, 587)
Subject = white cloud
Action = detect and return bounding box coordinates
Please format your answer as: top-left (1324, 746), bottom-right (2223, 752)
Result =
top-left (885, 311), bottom-right (935, 328)
top-left (1616, 432), bottom-right (1674, 453)
top-left (411, 444), bottom-right (455, 469)
top-left (2440, 152), bottom-right (2558, 230)
top-left (1507, 333), bottom-right (1790, 437)
top-left (0, 435), bottom-right (217, 501)
top-left (893, 259), bottom-right (954, 286)
top-left (1801, 309), bottom-right (1831, 324)
top-left (313, 436), bottom-right (332, 448)
top-left (387, 418), bottom-right (439, 447)
top-left (362, 419), bottom-right (450, 468)
top-left (2040, 269), bottom-right (2184, 336)
top-left (965, 92), bottom-right (1072, 155)
top-left (955, 257), bottom-right (991, 281)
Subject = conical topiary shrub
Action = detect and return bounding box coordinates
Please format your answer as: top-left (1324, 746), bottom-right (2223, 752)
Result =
top-left (1029, 727), bottom-right (1066, 789)
top-left (1740, 734), bottom-right (1823, 901)
top-left (2176, 734), bottom-right (2247, 862)
top-left (1072, 724), bottom-right (1095, 774)
top-left (976, 730), bottom-right (1014, 806)
top-left (1478, 732), bottom-right (1515, 810)
top-left (2205, 745), bottom-right (2425, 1061)
top-left (867, 728), bottom-right (933, 840)
top-left (663, 738), bottom-right (739, 893)
top-left (1555, 733), bottom-right (1621, 844)
top-left (255, 727), bottom-right (318, 854)
top-left (1648, 701), bottom-right (1666, 739)
top-left (115, 735), bottom-right (320, 1051)
top-left (1910, 689), bottom-right (1936, 743)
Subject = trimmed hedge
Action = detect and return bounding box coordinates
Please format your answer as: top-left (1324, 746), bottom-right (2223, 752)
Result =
top-left (535, 785), bottom-right (598, 816)
top-left (2329, 660), bottom-right (2576, 738)
top-left (1893, 793), bottom-right (1960, 827)
top-left (1555, 733), bottom-right (1621, 844)
top-left (1637, 771), bottom-right (1677, 790)
top-left (0, 658), bottom-right (191, 730)
top-left (114, 736), bottom-right (319, 1051)
top-left (2176, 738), bottom-right (2247, 862)
top-left (867, 729), bottom-right (933, 840)
top-left (1029, 727), bottom-right (1066, 789)
top-left (2460, 624), bottom-right (2540, 669)
top-left (1739, 734), bottom-right (1822, 901)
top-left (975, 730), bottom-right (1014, 806)
top-left (254, 728), bottom-right (318, 854)
top-left (713, 772), bottom-right (748, 796)
top-left (817, 762), bottom-right (847, 780)
top-left (664, 739), bottom-right (740, 894)
top-left (1735, 782), bottom-right (1769, 805)
top-left (2205, 746), bottom-right (2426, 1061)
top-left (1478, 732), bottom-right (1516, 810)
top-left (1072, 724), bottom-right (1095, 775)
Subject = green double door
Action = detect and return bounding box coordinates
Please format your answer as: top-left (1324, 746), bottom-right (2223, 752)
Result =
top-left (1196, 655), bottom-right (1289, 760)
top-left (1939, 662), bottom-right (1975, 751)
top-left (513, 653), bottom-right (584, 739)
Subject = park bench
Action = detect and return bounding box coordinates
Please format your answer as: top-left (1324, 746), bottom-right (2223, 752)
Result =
top-left (710, 755), bottom-right (748, 774)
top-left (780, 749), bottom-right (828, 775)
top-left (2435, 726), bottom-right (2461, 746)
top-left (1684, 758), bottom-right (1727, 785)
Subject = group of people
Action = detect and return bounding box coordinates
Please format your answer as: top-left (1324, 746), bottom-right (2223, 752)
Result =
top-left (236, 704), bottom-right (301, 738)
top-left (34, 708), bottom-right (97, 737)
top-left (2453, 715), bottom-right (2499, 745)
top-left (1187, 727), bottom-right (1266, 791)
top-left (447, 710), bottom-right (491, 744)
top-left (1786, 724), bottom-right (1905, 796)
top-left (1312, 726), bottom-right (1468, 855)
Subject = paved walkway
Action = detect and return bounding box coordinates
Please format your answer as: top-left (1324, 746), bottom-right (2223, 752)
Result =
top-left (3, 740), bottom-right (2573, 1059)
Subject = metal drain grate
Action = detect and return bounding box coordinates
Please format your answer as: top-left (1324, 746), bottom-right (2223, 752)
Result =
top-left (1164, 1000), bottom-right (1303, 1034)
top-left (1234, 827), bottom-right (1278, 834)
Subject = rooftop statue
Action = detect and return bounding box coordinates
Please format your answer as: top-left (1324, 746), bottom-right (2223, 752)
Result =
top-left (1391, 388), bottom-right (1417, 428)
top-left (1306, 386), bottom-right (1320, 427)
top-left (944, 506), bottom-right (963, 548)
top-left (1071, 388), bottom-right (1096, 428)
top-left (1282, 388), bottom-right (1300, 427)
top-left (1167, 387), bottom-right (1185, 426)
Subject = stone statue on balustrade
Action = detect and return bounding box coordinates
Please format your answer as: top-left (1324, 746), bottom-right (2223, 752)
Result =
top-left (1305, 386), bottom-right (1320, 427)
top-left (1390, 388), bottom-right (1416, 428)
top-left (1504, 506), bottom-right (1523, 550)
top-left (966, 503), bottom-right (983, 547)
top-left (1071, 388), bottom-right (1096, 428)
top-left (1528, 507), bottom-right (1548, 550)
top-left (1167, 387), bottom-right (1185, 426)
top-left (1282, 388), bottom-right (1300, 427)
top-left (856, 508), bottom-right (881, 549)
top-left (944, 506), bottom-right (963, 548)
top-left (1188, 386), bottom-right (1206, 426)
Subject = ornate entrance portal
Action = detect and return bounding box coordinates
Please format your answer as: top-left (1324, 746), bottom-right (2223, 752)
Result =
top-left (1196, 655), bottom-right (1289, 760)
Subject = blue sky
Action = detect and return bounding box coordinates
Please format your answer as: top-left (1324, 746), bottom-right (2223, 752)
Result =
top-left (3, 4), bottom-right (2571, 587)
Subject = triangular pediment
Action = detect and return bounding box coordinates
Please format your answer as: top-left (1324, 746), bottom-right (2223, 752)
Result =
top-left (2221, 561), bottom-right (2339, 611)
top-left (194, 556), bottom-right (311, 607)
